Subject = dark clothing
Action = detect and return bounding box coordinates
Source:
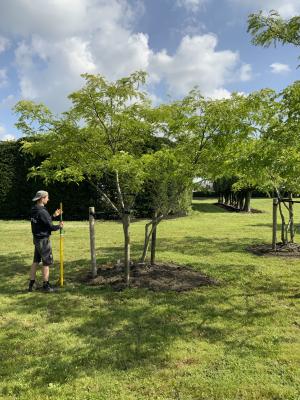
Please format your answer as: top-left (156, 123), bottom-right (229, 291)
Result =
top-left (33, 237), bottom-right (54, 266)
top-left (30, 205), bottom-right (60, 239)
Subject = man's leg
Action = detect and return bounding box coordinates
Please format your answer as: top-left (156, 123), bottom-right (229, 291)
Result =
top-left (41, 238), bottom-right (54, 292)
top-left (29, 243), bottom-right (41, 291)
top-left (42, 265), bottom-right (49, 282)
top-left (30, 262), bottom-right (39, 280)
top-left (42, 266), bottom-right (54, 292)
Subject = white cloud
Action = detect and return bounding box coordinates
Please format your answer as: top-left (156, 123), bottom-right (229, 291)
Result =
top-left (0, 0), bottom-right (134, 38)
top-left (270, 62), bottom-right (291, 74)
top-left (208, 88), bottom-right (232, 99)
top-left (230, 0), bottom-right (300, 18)
top-left (239, 64), bottom-right (252, 81)
top-left (150, 34), bottom-right (245, 98)
top-left (0, 125), bottom-right (15, 141)
top-left (0, 0), bottom-right (250, 113)
top-left (14, 36), bottom-right (98, 110)
top-left (4, 0), bottom-right (150, 111)
top-left (177, 0), bottom-right (209, 12)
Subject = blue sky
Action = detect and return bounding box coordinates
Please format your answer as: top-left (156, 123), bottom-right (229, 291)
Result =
top-left (0, 0), bottom-right (299, 140)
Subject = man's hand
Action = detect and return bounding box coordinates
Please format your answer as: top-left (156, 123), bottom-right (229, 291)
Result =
top-left (53, 209), bottom-right (62, 217)
top-left (59, 221), bottom-right (64, 228)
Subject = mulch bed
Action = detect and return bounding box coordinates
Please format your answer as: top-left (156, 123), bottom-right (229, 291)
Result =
top-left (214, 203), bottom-right (263, 213)
top-left (247, 243), bottom-right (300, 257)
top-left (81, 262), bottom-right (218, 292)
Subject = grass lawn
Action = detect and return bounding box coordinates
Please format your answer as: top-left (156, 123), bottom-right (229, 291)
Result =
top-left (0, 198), bottom-right (299, 400)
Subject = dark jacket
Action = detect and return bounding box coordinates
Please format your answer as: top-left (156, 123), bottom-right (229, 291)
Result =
top-left (31, 205), bottom-right (60, 239)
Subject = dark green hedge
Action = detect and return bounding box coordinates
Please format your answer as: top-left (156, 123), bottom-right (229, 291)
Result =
top-left (0, 140), bottom-right (107, 220)
top-left (0, 140), bottom-right (192, 220)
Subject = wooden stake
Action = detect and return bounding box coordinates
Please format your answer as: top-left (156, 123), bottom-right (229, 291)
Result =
top-left (59, 202), bottom-right (64, 287)
top-left (289, 193), bottom-right (294, 243)
top-left (272, 198), bottom-right (278, 250)
top-left (89, 207), bottom-right (97, 278)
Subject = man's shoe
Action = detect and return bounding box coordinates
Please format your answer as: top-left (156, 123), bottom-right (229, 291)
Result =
top-left (28, 280), bottom-right (35, 292)
top-left (42, 282), bottom-right (54, 292)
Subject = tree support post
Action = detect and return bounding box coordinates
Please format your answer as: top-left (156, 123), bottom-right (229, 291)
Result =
top-left (89, 207), bottom-right (97, 278)
top-left (59, 202), bottom-right (64, 287)
top-left (272, 198), bottom-right (278, 250)
top-left (289, 193), bottom-right (294, 243)
top-left (122, 211), bottom-right (131, 286)
top-left (150, 212), bottom-right (158, 266)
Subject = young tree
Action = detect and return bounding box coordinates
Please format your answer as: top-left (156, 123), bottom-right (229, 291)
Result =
top-left (14, 71), bottom-right (153, 284)
top-left (139, 148), bottom-right (192, 264)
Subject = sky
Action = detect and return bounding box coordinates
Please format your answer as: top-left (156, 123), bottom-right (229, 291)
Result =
top-left (0, 0), bottom-right (299, 140)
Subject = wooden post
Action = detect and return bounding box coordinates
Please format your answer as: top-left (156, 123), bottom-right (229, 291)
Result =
top-left (289, 193), bottom-right (294, 243)
top-left (89, 207), bottom-right (97, 278)
top-left (150, 212), bottom-right (157, 266)
top-left (59, 202), bottom-right (64, 287)
top-left (150, 223), bottom-right (157, 266)
top-left (122, 212), bottom-right (131, 286)
top-left (272, 198), bottom-right (278, 250)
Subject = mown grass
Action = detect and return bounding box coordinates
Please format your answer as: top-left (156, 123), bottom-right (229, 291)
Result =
top-left (0, 198), bottom-right (299, 400)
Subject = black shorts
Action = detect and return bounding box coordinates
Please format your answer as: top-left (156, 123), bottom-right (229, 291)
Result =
top-left (33, 237), bottom-right (54, 266)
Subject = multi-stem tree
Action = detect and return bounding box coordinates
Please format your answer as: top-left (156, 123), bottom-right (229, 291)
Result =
top-left (139, 148), bottom-right (192, 265)
top-left (14, 71), bottom-right (154, 284)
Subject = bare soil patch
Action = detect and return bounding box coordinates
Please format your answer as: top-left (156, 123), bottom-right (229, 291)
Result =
top-left (247, 242), bottom-right (300, 257)
top-left (81, 262), bottom-right (218, 292)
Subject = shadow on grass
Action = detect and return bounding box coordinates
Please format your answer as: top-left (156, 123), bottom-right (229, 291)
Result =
top-left (0, 240), bottom-right (298, 393)
top-left (192, 202), bottom-right (226, 213)
top-left (95, 235), bottom-right (258, 265)
top-left (247, 222), bottom-right (300, 232)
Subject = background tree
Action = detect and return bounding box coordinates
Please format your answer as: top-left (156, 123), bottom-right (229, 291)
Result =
top-left (224, 84), bottom-right (300, 244)
top-left (166, 90), bottom-right (259, 216)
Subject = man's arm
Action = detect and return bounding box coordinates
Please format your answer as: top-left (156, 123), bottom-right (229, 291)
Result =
top-left (39, 209), bottom-right (61, 231)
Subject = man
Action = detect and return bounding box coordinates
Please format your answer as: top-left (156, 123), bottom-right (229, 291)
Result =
top-left (28, 190), bottom-right (64, 292)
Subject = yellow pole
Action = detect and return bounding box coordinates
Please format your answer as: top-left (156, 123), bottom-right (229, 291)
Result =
top-left (59, 202), bottom-right (64, 287)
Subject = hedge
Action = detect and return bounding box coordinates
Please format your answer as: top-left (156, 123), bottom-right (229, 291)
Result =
top-left (0, 140), bottom-right (192, 220)
top-left (0, 140), bottom-right (107, 220)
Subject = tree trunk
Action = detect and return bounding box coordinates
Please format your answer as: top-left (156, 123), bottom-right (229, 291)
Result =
top-left (224, 193), bottom-right (229, 204)
top-left (238, 193), bottom-right (244, 210)
top-left (278, 201), bottom-right (287, 244)
top-left (89, 207), bottom-right (97, 278)
top-left (243, 191), bottom-right (252, 212)
top-left (122, 213), bottom-right (131, 286)
top-left (288, 193), bottom-right (294, 243)
top-left (140, 221), bottom-right (153, 263)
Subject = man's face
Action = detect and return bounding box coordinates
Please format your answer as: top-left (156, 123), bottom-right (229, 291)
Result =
top-left (41, 195), bottom-right (49, 205)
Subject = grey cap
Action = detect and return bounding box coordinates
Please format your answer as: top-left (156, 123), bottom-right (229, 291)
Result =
top-left (32, 190), bottom-right (49, 202)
